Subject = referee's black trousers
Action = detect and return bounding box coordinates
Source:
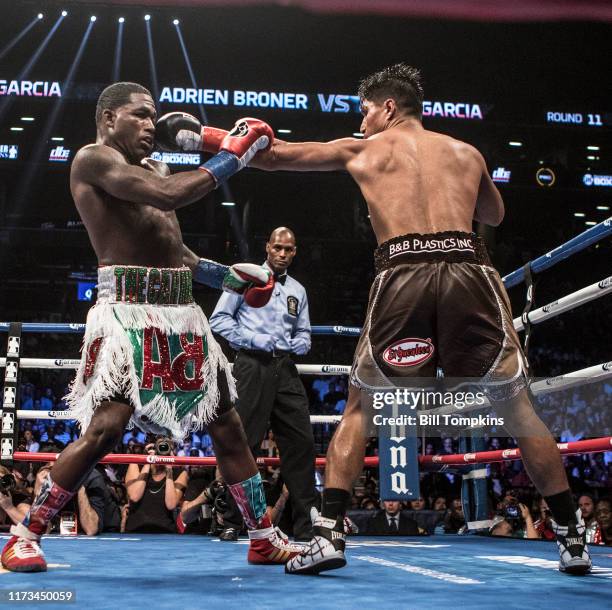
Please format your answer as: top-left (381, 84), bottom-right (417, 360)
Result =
top-left (223, 350), bottom-right (317, 538)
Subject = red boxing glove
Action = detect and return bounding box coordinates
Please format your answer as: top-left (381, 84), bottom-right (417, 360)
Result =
top-left (244, 273), bottom-right (275, 308)
top-left (155, 112), bottom-right (227, 153)
top-left (219, 118), bottom-right (274, 169)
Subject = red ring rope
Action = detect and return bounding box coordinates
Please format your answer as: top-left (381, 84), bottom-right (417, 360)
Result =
top-left (419, 436), bottom-right (612, 466)
top-left (12, 436), bottom-right (611, 468)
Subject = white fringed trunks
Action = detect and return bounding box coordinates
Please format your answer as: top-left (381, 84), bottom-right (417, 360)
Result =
top-left (65, 265), bottom-right (236, 442)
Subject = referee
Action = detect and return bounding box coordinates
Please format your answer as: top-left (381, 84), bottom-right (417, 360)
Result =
top-left (210, 227), bottom-right (317, 540)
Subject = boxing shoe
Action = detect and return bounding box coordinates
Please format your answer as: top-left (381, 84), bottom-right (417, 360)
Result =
top-left (247, 520), bottom-right (304, 565)
top-left (285, 514), bottom-right (346, 575)
top-left (1, 524), bottom-right (47, 573)
top-left (552, 509), bottom-right (592, 575)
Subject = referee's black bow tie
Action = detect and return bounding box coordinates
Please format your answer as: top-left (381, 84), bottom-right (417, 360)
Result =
top-left (275, 273), bottom-right (287, 286)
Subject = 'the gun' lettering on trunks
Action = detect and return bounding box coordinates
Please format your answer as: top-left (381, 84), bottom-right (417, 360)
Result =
top-left (113, 266), bottom-right (193, 305)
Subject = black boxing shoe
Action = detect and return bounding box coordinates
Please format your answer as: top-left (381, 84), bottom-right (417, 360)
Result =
top-left (285, 514), bottom-right (346, 575)
top-left (552, 510), bottom-right (592, 575)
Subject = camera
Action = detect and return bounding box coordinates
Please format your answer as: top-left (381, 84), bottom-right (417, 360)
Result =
top-left (0, 473), bottom-right (16, 494)
top-left (205, 479), bottom-right (229, 514)
top-left (154, 438), bottom-right (173, 456)
top-left (504, 504), bottom-right (520, 520)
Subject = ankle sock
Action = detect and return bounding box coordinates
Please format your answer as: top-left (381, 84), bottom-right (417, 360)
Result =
top-left (321, 488), bottom-right (350, 521)
top-left (545, 489), bottom-right (576, 527)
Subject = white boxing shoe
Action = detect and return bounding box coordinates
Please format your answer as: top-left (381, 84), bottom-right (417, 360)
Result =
top-left (552, 509), bottom-right (592, 575)
top-left (285, 514), bottom-right (346, 575)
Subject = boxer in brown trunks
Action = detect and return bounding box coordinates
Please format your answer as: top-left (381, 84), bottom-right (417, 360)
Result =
top-left (353, 230), bottom-right (524, 390)
top-left (166, 64), bottom-right (591, 576)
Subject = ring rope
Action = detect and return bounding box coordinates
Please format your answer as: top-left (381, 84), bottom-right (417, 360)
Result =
top-left (7, 357), bottom-right (610, 421)
top-left (14, 410), bottom-right (344, 424)
top-left (513, 275), bottom-right (612, 332)
top-left (0, 358), bottom-right (350, 376)
top-left (502, 217), bottom-right (611, 289)
top-left (420, 436), bottom-right (612, 466)
top-left (422, 359), bottom-right (612, 419)
top-left (12, 436), bottom-right (611, 468)
top-left (0, 323), bottom-right (363, 337)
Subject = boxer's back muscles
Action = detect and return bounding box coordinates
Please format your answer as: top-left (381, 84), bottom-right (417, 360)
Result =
top-left (255, 121), bottom-right (504, 244)
top-left (347, 127), bottom-right (497, 242)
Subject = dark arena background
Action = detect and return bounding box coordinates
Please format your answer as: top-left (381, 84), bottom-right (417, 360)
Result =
top-left (0, 1), bottom-right (611, 608)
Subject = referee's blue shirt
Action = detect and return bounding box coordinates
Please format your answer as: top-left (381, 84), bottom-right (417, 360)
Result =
top-left (209, 262), bottom-right (311, 354)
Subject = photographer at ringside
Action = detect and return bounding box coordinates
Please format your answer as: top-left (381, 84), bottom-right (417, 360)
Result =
top-left (490, 496), bottom-right (539, 539)
top-left (179, 475), bottom-right (292, 537)
top-left (179, 475), bottom-right (222, 536)
top-left (0, 466), bottom-right (31, 530)
top-left (124, 436), bottom-right (188, 534)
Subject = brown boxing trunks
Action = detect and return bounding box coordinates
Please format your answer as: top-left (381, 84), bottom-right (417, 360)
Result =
top-left (350, 231), bottom-right (527, 396)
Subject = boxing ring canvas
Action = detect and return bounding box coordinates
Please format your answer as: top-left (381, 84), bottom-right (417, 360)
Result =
top-left (0, 534), bottom-right (610, 608)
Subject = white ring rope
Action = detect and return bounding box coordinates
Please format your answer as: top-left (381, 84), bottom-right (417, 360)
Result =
top-left (513, 275), bottom-right (612, 332)
top-left (0, 359), bottom-right (350, 376)
top-left (10, 360), bottom-right (610, 424)
top-left (418, 360), bottom-right (612, 418)
top-left (16, 410), bottom-right (344, 423)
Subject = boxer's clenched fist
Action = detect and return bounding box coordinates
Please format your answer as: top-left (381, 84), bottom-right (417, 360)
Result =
top-left (223, 263), bottom-right (275, 308)
top-left (200, 118), bottom-right (274, 184)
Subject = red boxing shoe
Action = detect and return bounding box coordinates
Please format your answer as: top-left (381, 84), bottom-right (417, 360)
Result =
top-left (247, 517), bottom-right (304, 565)
top-left (1, 525), bottom-right (47, 573)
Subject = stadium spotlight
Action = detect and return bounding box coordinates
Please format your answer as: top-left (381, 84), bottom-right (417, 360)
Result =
top-left (90, 16), bottom-right (97, 22)
top-left (119, 17), bottom-right (125, 23)
top-left (61, 10), bottom-right (68, 17)
top-left (173, 19), bottom-right (179, 25)
top-left (144, 14), bottom-right (151, 21)
top-left (38, 13), bottom-right (43, 19)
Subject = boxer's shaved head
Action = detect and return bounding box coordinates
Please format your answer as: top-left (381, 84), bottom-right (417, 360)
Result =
top-left (96, 82), bottom-right (152, 124)
top-left (268, 227), bottom-right (295, 244)
top-left (358, 63), bottom-right (424, 119)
